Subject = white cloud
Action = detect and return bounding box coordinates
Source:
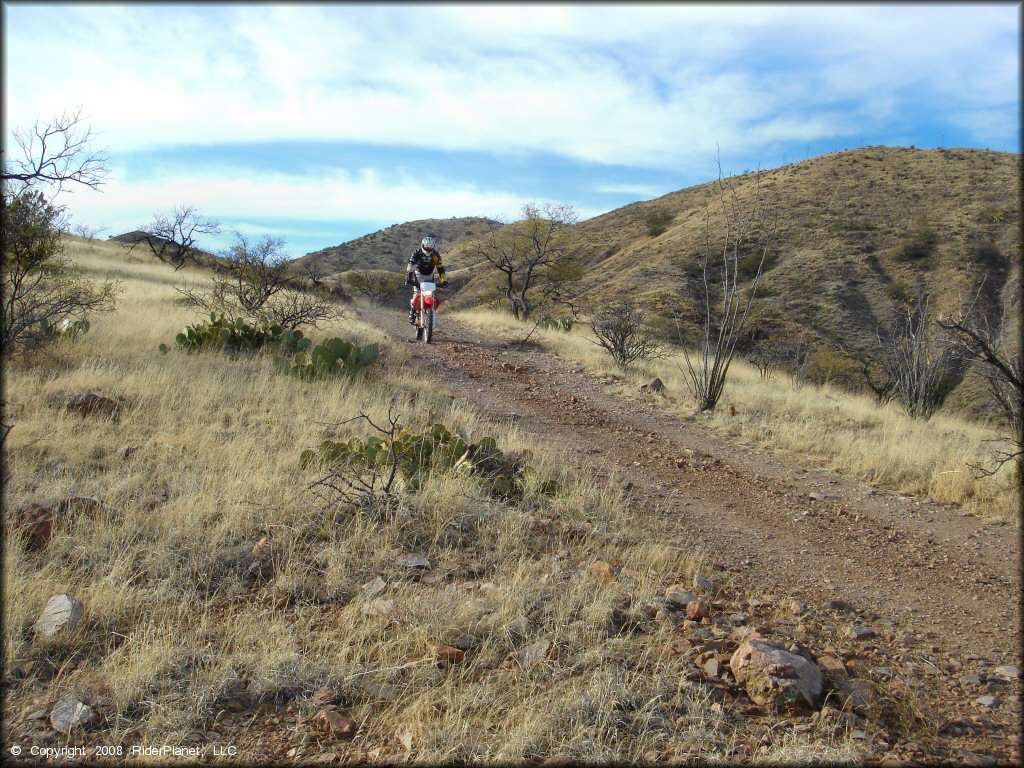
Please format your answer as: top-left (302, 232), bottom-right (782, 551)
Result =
top-left (58, 165), bottom-right (603, 249)
top-left (4, 4), bottom-right (1016, 170)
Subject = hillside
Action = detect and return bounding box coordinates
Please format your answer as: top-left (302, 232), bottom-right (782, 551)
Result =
top-left (451, 147), bottom-right (1021, 366)
top-left (294, 216), bottom-right (500, 276)
top-left (4, 237), bottom-right (1019, 764)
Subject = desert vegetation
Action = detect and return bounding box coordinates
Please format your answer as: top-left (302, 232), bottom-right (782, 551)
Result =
top-left (4, 237), bottom-right (878, 763)
top-left (453, 307), bottom-right (1020, 522)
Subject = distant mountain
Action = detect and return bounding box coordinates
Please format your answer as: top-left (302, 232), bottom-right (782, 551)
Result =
top-left (293, 217), bottom-right (500, 277)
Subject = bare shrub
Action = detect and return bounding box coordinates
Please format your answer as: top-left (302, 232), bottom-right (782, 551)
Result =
top-left (938, 284), bottom-right (1023, 478)
top-left (879, 293), bottom-right (955, 420)
top-left (589, 298), bottom-right (663, 370)
top-left (179, 233), bottom-right (340, 330)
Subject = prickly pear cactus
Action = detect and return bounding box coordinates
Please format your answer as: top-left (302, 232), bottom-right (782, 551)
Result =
top-left (301, 422), bottom-right (555, 500)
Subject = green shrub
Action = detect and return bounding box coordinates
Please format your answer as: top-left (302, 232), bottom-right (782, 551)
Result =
top-left (645, 209), bottom-right (674, 237)
top-left (301, 422), bottom-right (556, 499)
top-left (898, 217), bottom-right (939, 261)
top-left (274, 337), bottom-right (379, 380)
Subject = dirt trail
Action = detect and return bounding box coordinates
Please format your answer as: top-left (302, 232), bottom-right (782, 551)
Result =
top-left (365, 306), bottom-right (1021, 664)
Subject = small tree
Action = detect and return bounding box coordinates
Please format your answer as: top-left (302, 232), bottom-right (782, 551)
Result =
top-left (677, 160), bottom-right (778, 411)
top-left (2, 109), bottom-right (118, 359)
top-left (471, 202), bottom-right (579, 320)
top-left (135, 205), bottom-right (221, 270)
top-left (345, 269), bottom-right (405, 304)
top-left (746, 337), bottom-right (786, 380)
top-left (938, 285), bottom-right (1023, 478)
top-left (179, 232), bottom-right (339, 330)
top-left (589, 298), bottom-right (663, 369)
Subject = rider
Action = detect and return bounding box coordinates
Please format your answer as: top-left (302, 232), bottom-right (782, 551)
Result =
top-left (406, 236), bottom-right (447, 323)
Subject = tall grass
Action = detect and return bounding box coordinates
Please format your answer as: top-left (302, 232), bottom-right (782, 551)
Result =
top-left (1, 239), bottom-right (864, 762)
top-left (453, 307), bottom-right (1019, 523)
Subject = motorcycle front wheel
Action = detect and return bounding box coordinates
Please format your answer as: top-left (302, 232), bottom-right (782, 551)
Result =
top-left (424, 309), bottom-right (434, 344)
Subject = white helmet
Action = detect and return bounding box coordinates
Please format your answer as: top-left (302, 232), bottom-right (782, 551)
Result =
top-left (421, 236), bottom-right (436, 252)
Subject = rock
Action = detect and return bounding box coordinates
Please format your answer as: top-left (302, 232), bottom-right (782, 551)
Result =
top-left (428, 642), bottom-right (465, 664)
top-left (588, 561), bottom-right (614, 582)
top-left (808, 491), bottom-right (828, 501)
top-left (847, 625), bottom-right (876, 641)
top-left (835, 678), bottom-right (874, 715)
top-left (686, 599), bottom-right (711, 621)
top-left (311, 687), bottom-right (337, 704)
top-left (641, 378), bottom-right (665, 393)
top-left (12, 502), bottom-right (58, 549)
top-left (974, 695), bottom-right (1000, 708)
top-left (993, 664), bottom-right (1020, 679)
top-left (63, 392), bottom-right (124, 418)
top-left (32, 594), bottom-right (85, 637)
top-left (730, 635), bottom-right (824, 711)
top-left (621, 482), bottom-right (633, 491)
top-left (361, 599), bottom-right (398, 618)
top-left (13, 496), bottom-right (101, 549)
top-left (507, 639), bottom-right (556, 668)
top-left (703, 658), bottom-right (722, 677)
top-left (960, 674), bottom-right (983, 687)
top-left (50, 694), bottom-right (93, 732)
top-left (314, 709), bottom-right (355, 738)
top-left (448, 633), bottom-right (480, 652)
top-left (827, 599), bottom-right (855, 613)
top-left (362, 576), bottom-right (387, 597)
top-left (664, 586), bottom-right (697, 609)
top-left (692, 575), bottom-right (717, 594)
top-left (397, 553), bottom-right (431, 570)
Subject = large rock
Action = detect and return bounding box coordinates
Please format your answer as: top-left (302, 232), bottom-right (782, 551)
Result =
top-left (730, 634), bottom-right (823, 711)
top-left (63, 392), bottom-right (124, 418)
top-left (664, 585), bottom-right (697, 609)
top-left (50, 694), bottom-right (93, 732)
top-left (32, 595), bottom-right (85, 637)
top-left (13, 496), bottom-right (101, 549)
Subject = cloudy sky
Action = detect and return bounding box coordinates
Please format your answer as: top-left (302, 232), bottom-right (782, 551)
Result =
top-left (3, 3), bottom-right (1019, 257)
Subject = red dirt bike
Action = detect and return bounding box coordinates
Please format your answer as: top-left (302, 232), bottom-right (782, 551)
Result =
top-left (411, 279), bottom-right (441, 343)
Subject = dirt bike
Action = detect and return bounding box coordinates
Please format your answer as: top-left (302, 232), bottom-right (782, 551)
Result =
top-left (411, 279), bottom-right (440, 343)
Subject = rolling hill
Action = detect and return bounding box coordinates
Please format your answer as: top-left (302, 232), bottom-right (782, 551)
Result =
top-left (448, 146), bottom-right (1021, 362)
top-left (293, 216), bottom-right (500, 277)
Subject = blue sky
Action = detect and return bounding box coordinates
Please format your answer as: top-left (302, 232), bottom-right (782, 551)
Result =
top-left (3, 3), bottom-right (1019, 258)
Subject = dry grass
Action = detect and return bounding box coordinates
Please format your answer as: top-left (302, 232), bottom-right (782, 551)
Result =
top-left (2, 238), bottom-right (864, 762)
top-left (453, 307), bottom-right (1020, 524)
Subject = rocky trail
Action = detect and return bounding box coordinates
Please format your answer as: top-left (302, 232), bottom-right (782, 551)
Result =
top-left (364, 305), bottom-right (1022, 761)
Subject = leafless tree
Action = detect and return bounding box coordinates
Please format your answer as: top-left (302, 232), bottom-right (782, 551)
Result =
top-left (589, 298), bottom-right (663, 369)
top-left (746, 337), bottom-right (786, 380)
top-left (344, 269), bottom-right (405, 304)
top-left (677, 160), bottom-right (778, 411)
top-left (789, 340), bottom-right (812, 391)
top-left (878, 292), bottom-right (954, 420)
top-left (178, 232), bottom-right (340, 330)
top-left (2, 107), bottom-right (108, 194)
top-left (938, 284), bottom-right (1022, 478)
top-left (471, 202), bottom-right (580, 320)
top-left (134, 205), bottom-right (221, 270)
top-left (72, 222), bottom-right (109, 240)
